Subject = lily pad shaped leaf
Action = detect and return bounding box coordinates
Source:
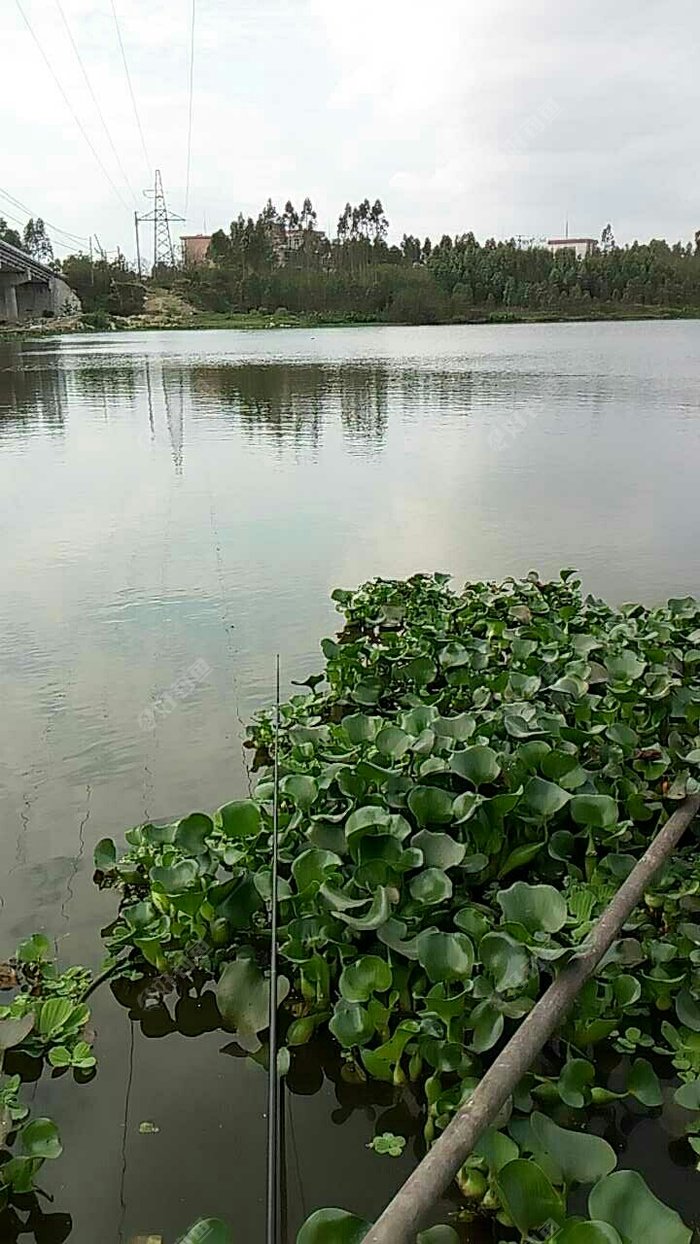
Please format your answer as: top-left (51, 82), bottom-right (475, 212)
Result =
top-left (216, 957), bottom-right (289, 1051)
top-left (523, 776), bottom-right (571, 819)
top-left (570, 795), bottom-right (618, 831)
top-left (281, 775), bottom-right (318, 811)
top-left (336, 887), bottom-right (392, 930)
top-left (177, 1221), bottom-right (234, 1244)
top-left (496, 1159), bottom-right (564, 1235)
top-left (297, 1209), bottom-right (370, 1243)
top-left (408, 785), bottom-right (454, 826)
top-left (416, 930), bottom-right (475, 982)
top-left (497, 881), bottom-right (567, 933)
top-left (531, 1112), bottom-right (616, 1185)
top-left (626, 1058), bottom-right (663, 1108)
top-left (339, 956), bottom-right (392, 1002)
top-left (551, 1225), bottom-right (623, 1244)
top-left (416, 1230), bottom-right (460, 1243)
top-left (21, 1118), bottom-right (63, 1160)
top-left (588, 1170), bottom-right (691, 1244)
top-left (674, 1079), bottom-right (700, 1109)
top-left (480, 932), bottom-right (531, 992)
top-left (376, 725), bottom-right (411, 759)
top-left (450, 745), bottom-right (501, 787)
top-left (410, 868), bottom-right (453, 906)
top-left (218, 800), bottom-right (262, 839)
top-left (412, 829), bottom-right (465, 870)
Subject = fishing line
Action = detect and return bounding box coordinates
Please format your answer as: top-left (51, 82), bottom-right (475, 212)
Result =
top-left (266, 653), bottom-right (281, 1243)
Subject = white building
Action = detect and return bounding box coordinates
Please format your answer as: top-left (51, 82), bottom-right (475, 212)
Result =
top-left (548, 237), bottom-right (598, 259)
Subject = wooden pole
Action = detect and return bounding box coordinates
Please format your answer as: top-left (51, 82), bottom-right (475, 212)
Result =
top-left (367, 794), bottom-right (700, 1244)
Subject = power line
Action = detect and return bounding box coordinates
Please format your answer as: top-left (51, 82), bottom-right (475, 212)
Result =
top-left (55, 0), bottom-right (138, 205)
top-left (14, 0), bottom-right (132, 213)
top-left (183, 0), bottom-right (196, 217)
top-left (109, 0), bottom-right (151, 177)
top-left (0, 185), bottom-right (87, 247)
top-left (0, 204), bottom-right (78, 255)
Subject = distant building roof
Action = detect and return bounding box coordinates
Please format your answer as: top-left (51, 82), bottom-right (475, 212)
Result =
top-left (548, 237), bottom-right (597, 245)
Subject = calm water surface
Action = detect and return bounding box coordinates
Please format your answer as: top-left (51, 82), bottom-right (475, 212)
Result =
top-left (1, 321), bottom-right (700, 1242)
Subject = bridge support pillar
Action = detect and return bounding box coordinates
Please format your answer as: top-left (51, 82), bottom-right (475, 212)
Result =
top-left (0, 274), bottom-right (19, 323)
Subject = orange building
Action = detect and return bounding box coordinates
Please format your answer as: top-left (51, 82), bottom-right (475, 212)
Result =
top-left (181, 234), bottom-right (212, 266)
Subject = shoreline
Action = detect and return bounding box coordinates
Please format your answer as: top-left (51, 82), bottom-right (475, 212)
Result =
top-left (3, 303), bottom-right (700, 340)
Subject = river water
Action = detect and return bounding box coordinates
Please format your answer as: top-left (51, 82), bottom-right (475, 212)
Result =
top-left (1, 321), bottom-right (699, 1242)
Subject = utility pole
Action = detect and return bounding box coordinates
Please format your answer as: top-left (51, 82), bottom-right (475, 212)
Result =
top-left (134, 211), bottom-right (143, 278)
top-left (135, 170), bottom-right (184, 275)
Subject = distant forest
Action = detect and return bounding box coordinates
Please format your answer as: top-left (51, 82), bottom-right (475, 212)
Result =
top-left (58, 197), bottom-right (700, 324)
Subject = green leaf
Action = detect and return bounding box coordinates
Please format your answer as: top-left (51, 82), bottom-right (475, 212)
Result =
top-left (626, 1058), bottom-right (663, 1107)
top-left (16, 933), bottom-right (52, 964)
top-left (176, 813), bottom-right (214, 854)
top-left (329, 1001), bottom-right (375, 1048)
top-left (342, 713), bottom-right (378, 744)
top-left (416, 930), bottom-right (474, 982)
top-left (558, 1058), bottom-right (595, 1108)
top-left (339, 957), bottom-right (392, 1003)
top-left (570, 795), bottom-right (618, 831)
top-left (219, 800), bottom-right (262, 838)
top-left (297, 1209), bottom-right (371, 1244)
top-left (412, 829), bottom-right (465, 870)
top-left (216, 957), bottom-right (289, 1051)
top-left (416, 1230), bottom-right (460, 1244)
top-left (496, 1159), bottom-right (564, 1235)
top-left (376, 725), bottom-right (411, 759)
top-left (471, 1002), bottom-right (504, 1052)
top-left (150, 859), bottom-right (199, 894)
top-left (472, 1127), bottom-right (519, 1173)
top-left (588, 1170), bottom-right (691, 1244)
top-left (450, 745), bottom-right (501, 787)
top-left (523, 776), bottom-right (571, 818)
top-left (675, 989), bottom-right (700, 1031)
top-left (177, 1220), bottom-right (234, 1244)
top-left (21, 1118), bottom-right (62, 1160)
top-left (531, 1112), bottom-right (617, 1184)
top-left (36, 998), bottom-right (76, 1039)
top-left (497, 881), bottom-right (567, 933)
top-left (407, 785), bottom-right (454, 826)
top-left (0, 1014), bottom-right (34, 1052)
top-left (403, 656), bottom-right (436, 686)
top-left (93, 837), bottom-right (117, 871)
top-left (605, 650), bottom-right (646, 682)
top-left (480, 932), bottom-right (531, 992)
top-left (281, 775), bottom-right (318, 811)
top-left (292, 848), bottom-right (342, 892)
top-left (336, 887), bottom-right (392, 931)
top-left (47, 1046), bottom-right (72, 1068)
top-left (674, 1079), bottom-right (700, 1109)
top-left (551, 1224), bottom-right (623, 1244)
top-left (498, 839), bottom-right (546, 878)
top-left (368, 1132), bottom-right (406, 1156)
top-left (410, 868), bottom-right (453, 906)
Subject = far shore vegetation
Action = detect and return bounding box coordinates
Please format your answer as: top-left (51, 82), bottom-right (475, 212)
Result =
top-left (4, 201), bottom-right (700, 333)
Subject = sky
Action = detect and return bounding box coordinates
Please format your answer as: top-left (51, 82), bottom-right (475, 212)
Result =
top-left (2, 0), bottom-right (698, 263)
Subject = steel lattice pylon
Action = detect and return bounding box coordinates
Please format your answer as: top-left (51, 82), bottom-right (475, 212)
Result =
top-left (135, 170), bottom-right (184, 275)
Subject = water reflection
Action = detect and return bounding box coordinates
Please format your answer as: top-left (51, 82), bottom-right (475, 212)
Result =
top-left (0, 342), bottom-right (67, 437)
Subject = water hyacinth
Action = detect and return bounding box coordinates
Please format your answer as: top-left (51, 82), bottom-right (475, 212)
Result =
top-left (95, 571), bottom-right (700, 1237)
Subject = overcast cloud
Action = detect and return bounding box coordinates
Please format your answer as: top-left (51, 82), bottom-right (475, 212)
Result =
top-left (2, 0), bottom-right (698, 259)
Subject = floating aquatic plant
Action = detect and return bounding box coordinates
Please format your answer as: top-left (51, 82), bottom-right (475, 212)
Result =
top-left (95, 571), bottom-right (700, 1236)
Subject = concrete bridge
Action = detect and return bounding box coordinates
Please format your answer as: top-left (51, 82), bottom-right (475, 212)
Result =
top-left (0, 238), bottom-right (81, 323)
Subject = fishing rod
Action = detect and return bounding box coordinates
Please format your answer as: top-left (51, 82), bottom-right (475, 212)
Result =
top-left (266, 654), bottom-right (281, 1243)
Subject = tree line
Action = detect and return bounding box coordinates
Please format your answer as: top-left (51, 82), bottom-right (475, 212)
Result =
top-left (51, 195), bottom-right (700, 323)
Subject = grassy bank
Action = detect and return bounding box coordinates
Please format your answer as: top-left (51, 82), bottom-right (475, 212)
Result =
top-left (3, 302), bottom-right (700, 342)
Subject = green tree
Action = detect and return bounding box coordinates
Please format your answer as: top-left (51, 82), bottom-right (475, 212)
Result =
top-left (0, 217), bottom-right (24, 249)
top-left (23, 217), bottom-right (53, 263)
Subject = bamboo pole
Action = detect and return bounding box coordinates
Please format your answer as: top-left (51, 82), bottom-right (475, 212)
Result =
top-left (367, 794), bottom-right (700, 1244)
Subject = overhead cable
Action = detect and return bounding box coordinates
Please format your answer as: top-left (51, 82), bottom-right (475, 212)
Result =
top-left (14, 0), bottom-right (132, 213)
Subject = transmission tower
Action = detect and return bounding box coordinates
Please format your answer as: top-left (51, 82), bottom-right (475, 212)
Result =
top-left (135, 170), bottom-right (184, 275)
